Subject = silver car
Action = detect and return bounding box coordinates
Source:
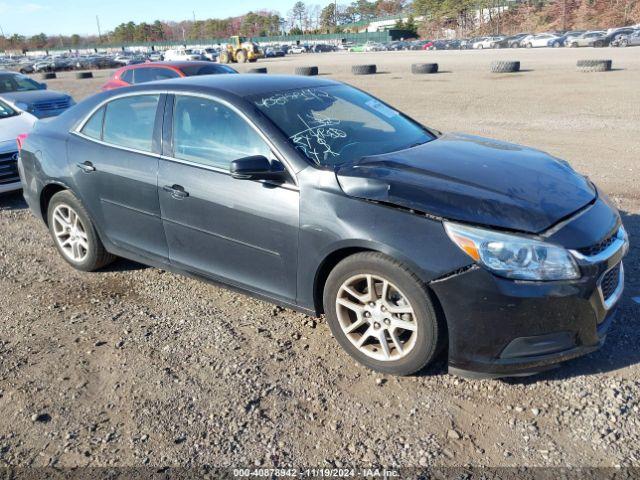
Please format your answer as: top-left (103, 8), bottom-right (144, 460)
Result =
top-left (614, 30), bottom-right (640, 47)
top-left (568, 31), bottom-right (606, 47)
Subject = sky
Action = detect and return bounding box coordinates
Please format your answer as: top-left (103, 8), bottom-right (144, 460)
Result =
top-left (0, 0), bottom-right (335, 37)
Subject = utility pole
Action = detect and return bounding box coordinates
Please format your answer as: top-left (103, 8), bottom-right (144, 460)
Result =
top-left (96, 15), bottom-right (102, 43)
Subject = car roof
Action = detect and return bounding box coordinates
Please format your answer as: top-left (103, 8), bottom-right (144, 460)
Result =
top-left (121, 61), bottom-right (214, 70)
top-left (131, 73), bottom-right (340, 99)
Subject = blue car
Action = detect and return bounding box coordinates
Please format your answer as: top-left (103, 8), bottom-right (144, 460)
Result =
top-left (0, 71), bottom-right (75, 119)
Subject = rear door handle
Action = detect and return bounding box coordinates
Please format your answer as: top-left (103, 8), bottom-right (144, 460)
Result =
top-left (163, 184), bottom-right (189, 199)
top-left (77, 161), bottom-right (95, 173)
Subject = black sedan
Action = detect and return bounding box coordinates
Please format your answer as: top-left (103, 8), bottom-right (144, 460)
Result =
top-left (18, 75), bottom-right (628, 378)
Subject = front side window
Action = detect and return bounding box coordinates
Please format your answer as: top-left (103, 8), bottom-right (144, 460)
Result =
top-left (172, 95), bottom-right (271, 170)
top-left (102, 95), bottom-right (160, 152)
top-left (0, 99), bottom-right (18, 118)
top-left (251, 85), bottom-right (434, 167)
top-left (0, 74), bottom-right (41, 93)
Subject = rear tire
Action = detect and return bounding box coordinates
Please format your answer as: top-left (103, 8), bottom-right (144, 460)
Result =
top-left (323, 252), bottom-right (444, 375)
top-left (47, 190), bottom-right (116, 272)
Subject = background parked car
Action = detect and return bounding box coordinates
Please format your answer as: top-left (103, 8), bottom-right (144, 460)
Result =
top-left (0, 99), bottom-right (36, 193)
top-left (311, 44), bottom-right (336, 53)
top-left (265, 47), bottom-right (286, 58)
top-left (491, 33), bottom-right (529, 48)
top-left (0, 72), bottom-right (74, 119)
top-left (289, 45), bottom-right (307, 54)
top-left (594, 27), bottom-right (638, 46)
top-left (387, 40), bottom-right (410, 51)
top-left (612, 29), bottom-right (640, 46)
top-left (101, 61), bottom-right (237, 90)
top-left (521, 33), bottom-right (562, 48)
top-left (164, 48), bottom-right (203, 61)
top-left (568, 31), bottom-right (606, 47)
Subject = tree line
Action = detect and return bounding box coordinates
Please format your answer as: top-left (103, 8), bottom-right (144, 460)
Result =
top-left (2, 0), bottom-right (639, 51)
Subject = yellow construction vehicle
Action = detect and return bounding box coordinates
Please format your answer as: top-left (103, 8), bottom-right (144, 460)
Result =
top-left (218, 36), bottom-right (263, 63)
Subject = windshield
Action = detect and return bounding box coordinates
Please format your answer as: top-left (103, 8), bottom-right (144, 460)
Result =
top-left (0, 74), bottom-right (41, 93)
top-left (252, 85), bottom-right (434, 167)
top-left (0, 99), bottom-right (18, 118)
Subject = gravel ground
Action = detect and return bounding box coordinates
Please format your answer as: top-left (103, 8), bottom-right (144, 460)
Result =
top-left (1, 48), bottom-right (639, 470)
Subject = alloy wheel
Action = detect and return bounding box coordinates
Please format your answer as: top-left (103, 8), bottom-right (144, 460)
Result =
top-left (335, 274), bottom-right (417, 362)
top-left (52, 204), bottom-right (89, 262)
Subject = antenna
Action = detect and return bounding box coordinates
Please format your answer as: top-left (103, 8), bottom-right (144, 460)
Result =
top-left (96, 15), bottom-right (102, 42)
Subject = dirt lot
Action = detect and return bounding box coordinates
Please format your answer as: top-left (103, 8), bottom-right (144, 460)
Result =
top-left (1, 48), bottom-right (639, 470)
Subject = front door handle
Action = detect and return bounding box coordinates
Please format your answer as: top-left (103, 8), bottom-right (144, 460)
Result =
top-left (163, 184), bottom-right (189, 199)
top-left (77, 161), bottom-right (95, 173)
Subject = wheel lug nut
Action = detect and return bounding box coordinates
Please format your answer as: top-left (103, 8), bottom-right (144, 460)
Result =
top-left (364, 312), bottom-right (371, 318)
top-left (384, 319), bottom-right (391, 326)
top-left (369, 302), bottom-right (375, 307)
top-left (373, 322), bottom-right (380, 329)
top-left (381, 306), bottom-right (386, 312)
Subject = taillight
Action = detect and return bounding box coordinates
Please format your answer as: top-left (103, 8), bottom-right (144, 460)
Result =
top-left (17, 133), bottom-right (28, 153)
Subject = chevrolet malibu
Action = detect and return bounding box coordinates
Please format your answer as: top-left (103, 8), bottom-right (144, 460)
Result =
top-left (18, 75), bottom-right (628, 378)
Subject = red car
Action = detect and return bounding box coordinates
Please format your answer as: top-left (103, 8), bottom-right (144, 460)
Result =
top-left (101, 61), bottom-right (237, 91)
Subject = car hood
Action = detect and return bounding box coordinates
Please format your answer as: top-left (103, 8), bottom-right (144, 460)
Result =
top-left (0, 90), bottom-right (70, 104)
top-left (335, 133), bottom-right (596, 233)
top-left (0, 112), bottom-right (37, 143)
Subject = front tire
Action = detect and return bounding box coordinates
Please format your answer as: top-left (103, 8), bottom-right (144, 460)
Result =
top-left (323, 252), bottom-right (444, 375)
top-left (47, 190), bottom-right (116, 271)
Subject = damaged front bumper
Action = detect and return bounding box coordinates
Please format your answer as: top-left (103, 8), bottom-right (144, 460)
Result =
top-left (430, 223), bottom-right (627, 379)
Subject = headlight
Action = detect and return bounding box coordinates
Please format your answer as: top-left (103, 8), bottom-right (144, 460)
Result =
top-left (444, 222), bottom-right (580, 281)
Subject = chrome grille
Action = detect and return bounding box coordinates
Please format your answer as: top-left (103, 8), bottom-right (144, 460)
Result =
top-left (33, 98), bottom-right (71, 114)
top-left (578, 230), bottom-right (617, 257)
top-left (0, 151), bottom-right (19, 185)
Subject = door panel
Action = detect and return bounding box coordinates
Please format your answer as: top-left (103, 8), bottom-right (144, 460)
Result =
top-left (69, 136), bottom-right (167, 259)
top-left (158, 160), bottom-right (299, 301)
top-left (68, 93), bottom-right (167, 260)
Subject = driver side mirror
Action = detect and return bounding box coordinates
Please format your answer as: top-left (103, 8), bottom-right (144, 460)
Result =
top-left (230, 155), bottom-right (286, 181)
top-left (38, 82), bottom-right (47, 90)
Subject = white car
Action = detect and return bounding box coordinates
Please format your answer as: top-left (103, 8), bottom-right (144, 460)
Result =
top-left (0, 99), bottom-right (36, 193)
top-left (363, 41), bottom-right (385, 52)
top-left (471, 37), bottom-right (490, 49)
top-left (521, 33), bottom-right (562, 48)
top-left (289, 45), bottom-right (306, 54)
top-left (473, 36), bottom-right (504, 49)
top-left (164, 48), bottom-right (203, 61)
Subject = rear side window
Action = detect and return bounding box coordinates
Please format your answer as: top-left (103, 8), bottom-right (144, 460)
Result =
top-left (102, 95), bottom-right (160, 152)
top-left (81, 106), bottom-right (105, 139)
top-left (120, 69), bottom-right (134, 84)
top-left (133, 67), bottom-right (180, 84)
